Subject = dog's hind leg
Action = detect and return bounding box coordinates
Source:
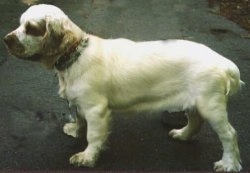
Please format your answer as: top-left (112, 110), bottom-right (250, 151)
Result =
top-left (197, 95), bottom-right (242, 172)
top-left (169, 109), bottom-right (203, 141)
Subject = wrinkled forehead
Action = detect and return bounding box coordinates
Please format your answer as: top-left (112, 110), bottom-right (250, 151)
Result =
top-left (20, 4), bottom-right (67, 24)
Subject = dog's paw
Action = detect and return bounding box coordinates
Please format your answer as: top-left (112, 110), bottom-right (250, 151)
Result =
top-left (214, 160), bottom-right (242, 172)
top-left (69, 151), bottom-right (96, 167)
top-left (169, 129), bottom-right (189, 141)
top-left (63, 123), bottom-right (78, 138)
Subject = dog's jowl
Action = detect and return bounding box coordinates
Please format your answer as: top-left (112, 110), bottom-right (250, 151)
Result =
top-left (4, 4), bottom-right (243, 172)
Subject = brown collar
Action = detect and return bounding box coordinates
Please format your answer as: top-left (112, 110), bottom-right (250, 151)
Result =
top-left (55, 37), bottom-right (89, 71)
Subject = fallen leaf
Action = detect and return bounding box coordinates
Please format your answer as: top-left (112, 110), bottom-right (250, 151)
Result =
top-left (22, 0), bottom-right (39, 6)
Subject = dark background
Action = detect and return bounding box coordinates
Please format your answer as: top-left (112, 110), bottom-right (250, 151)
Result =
top-left (0, 0), bottom-right (249, 172)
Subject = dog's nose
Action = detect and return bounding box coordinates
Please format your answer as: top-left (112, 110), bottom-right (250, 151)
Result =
top-left (4, 33), bottom-right (18, 47)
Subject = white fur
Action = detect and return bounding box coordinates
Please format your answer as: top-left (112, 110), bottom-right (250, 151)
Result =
top-left (6, 4), bottom-right (243, 172)
top-left (62, 37), bottom-right (243, 171)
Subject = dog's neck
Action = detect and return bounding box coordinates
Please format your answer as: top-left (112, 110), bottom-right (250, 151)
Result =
top-left (55, 35), bottom-right (89, 71)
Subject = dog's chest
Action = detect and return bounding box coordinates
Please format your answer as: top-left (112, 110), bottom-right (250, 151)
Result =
top-left (57, 73), bottom-right (83, 104)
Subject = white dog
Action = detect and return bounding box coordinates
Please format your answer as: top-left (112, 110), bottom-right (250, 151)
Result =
top-left (4, 4), bottom-right (243, 172)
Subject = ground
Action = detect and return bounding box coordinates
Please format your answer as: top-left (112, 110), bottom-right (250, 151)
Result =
top-left (215, 0), bottom-right (250, 32)
top-left (0, 0), bottom-right (250, 172)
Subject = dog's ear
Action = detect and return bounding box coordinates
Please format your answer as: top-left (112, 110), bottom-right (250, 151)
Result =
top-left (41, 16), bottom-right (79, 69)
top-left (42, 16), bottom-right (65, 54)
top-left (39, 16), bottom-right (64, 68)
top-left (43, 16), bottom-right (78, 54)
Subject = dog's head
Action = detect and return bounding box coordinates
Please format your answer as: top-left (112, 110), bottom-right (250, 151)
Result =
top-left (4, 4), bottom-right (81, 69)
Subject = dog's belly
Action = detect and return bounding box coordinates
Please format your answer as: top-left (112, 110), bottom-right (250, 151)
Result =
top-left (109, 90), bottom-right (195, 113)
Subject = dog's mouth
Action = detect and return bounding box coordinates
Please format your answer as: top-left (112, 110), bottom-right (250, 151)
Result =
top-left (19, 53), bottom-right (42, 62)
top-left (5, 44), bottom-right (42, 62)
top-left (4, 34), bottom-right (25, 56)
top-left (5, 46), bottom-right (24, 56)
top-left (4, 34), bottom-right (42, 62)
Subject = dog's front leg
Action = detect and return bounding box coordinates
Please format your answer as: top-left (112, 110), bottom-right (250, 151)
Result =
top-left (63, 109), bottom-right (86, 138)
top-left (69, 102), bottom-right (111, 167)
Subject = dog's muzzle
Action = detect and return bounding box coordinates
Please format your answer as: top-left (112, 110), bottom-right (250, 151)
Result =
top-left (4, 33), bottom-right (25, 56)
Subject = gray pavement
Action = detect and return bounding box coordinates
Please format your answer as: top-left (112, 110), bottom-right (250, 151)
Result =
top-left (0, 0), bottom-right (250, 171)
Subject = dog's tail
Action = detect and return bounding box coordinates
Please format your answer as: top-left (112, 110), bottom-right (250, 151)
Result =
top-left (225, 62), bottom-right (245, 96)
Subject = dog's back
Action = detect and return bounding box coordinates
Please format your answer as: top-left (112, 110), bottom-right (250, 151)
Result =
top-left (98, 39), bottom-right (242, 113)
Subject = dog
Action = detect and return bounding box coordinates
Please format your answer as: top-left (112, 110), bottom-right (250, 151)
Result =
top-left (4, 4), bottom-right (243, 172)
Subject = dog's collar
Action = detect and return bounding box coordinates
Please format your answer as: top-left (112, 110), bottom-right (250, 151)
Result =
top-left (55, 37), bottom-right (89, 71)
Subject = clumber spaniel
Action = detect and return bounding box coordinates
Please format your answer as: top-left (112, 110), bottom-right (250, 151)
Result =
top-left (4, 4), bottom-right (243, 172)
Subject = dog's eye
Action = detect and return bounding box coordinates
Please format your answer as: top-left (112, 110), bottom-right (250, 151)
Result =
top-left (25, 22), bottom-right (46, 36)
